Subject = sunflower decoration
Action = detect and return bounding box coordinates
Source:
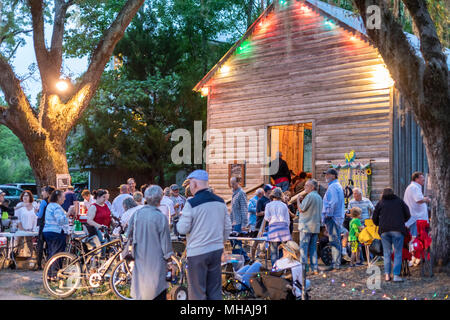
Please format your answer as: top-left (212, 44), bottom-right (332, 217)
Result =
top-left (365, 167), bottom-right (372, 176)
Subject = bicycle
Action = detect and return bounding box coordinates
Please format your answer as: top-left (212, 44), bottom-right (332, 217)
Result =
top-left (109, 250), bottom-right (188, 300)
top-left (42, 226), bottom-right (126, 299)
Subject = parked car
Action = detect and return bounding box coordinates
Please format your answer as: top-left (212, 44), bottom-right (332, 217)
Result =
top-left (5, 183), bottom-right (38, 196)
top-left (0, 185), bottom-right (38, 207)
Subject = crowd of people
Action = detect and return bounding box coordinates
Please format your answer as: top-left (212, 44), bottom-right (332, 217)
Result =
top-left (0, 160), bottom-right (432, 299)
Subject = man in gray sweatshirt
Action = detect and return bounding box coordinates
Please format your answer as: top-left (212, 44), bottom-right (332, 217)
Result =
top-left (176, 169), bottom-right (232, 300)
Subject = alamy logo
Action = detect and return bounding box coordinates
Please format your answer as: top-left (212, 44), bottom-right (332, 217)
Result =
top-left (366, 265), bottom-right (381, 290)
top-left (170, 121), bottom-right (281, 175)
top-left (366, 5), bottom-right (382, 30)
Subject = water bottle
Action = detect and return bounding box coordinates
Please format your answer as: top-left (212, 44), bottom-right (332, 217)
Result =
top-left (74, 220), bottom-right (82, 231)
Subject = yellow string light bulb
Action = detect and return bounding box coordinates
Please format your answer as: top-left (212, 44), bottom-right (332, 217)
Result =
top-left (220, 65), bottom-right (230, 74)
top-left (201, 87), bottom-right (209, 97)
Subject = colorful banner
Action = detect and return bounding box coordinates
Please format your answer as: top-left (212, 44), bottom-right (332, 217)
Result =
top-left (329, 151), bottom-right (372, 203)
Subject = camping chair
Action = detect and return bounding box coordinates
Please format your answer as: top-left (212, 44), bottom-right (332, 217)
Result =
top-left (358, 219), bottom-right (382, 267)
top-left (249, 267), bottom-right (311, 300)
top-left (412, 220), bottom-right (433, 277)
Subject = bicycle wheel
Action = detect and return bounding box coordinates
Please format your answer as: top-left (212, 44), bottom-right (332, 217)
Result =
top-left (43, 252), bottom-right (81, 298)
top-left (110, 259), bottom-right (134, 300)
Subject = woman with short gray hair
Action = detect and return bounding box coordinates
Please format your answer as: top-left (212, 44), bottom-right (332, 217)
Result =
top-left (127, 185), bottom-right (173, 299)
top-left (133, 191), bottom-right (145, 205)
top-left (144, 185), bottom-right (163, 206)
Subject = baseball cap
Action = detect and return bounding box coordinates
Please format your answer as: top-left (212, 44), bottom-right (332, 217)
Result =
top-left (170, 184), bottom-right (179, 191)
top-left (0, 189), bottom-right (5, 195)
top-left (263, 185), bottom-right (272, 192)
top-left (323, 168), bottom-right (338, 176)
top-left (186, 169), bottom-right (209, 181)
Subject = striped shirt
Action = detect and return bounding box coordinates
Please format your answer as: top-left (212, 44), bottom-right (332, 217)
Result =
top-left (348, 197), bottom-right (375, 222)
top-left (231, 187), bottom-right (248, 226)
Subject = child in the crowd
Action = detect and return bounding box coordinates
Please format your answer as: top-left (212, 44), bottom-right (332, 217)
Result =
top-left (349, 207), bottom-right (364, 267)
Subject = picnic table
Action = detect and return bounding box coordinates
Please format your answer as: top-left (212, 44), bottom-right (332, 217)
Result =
top-left (0, 231), bottom-right (39, 269)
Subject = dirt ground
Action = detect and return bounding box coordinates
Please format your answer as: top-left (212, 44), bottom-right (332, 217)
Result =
top-left (307, 261), bottom-right (450, 300)
top-left (0, 261), bottom-right (449, 300)
top-left (0, 270), bottom-right (45, 300)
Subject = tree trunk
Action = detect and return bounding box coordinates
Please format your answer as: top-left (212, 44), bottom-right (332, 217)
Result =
top-left (353, 0), bottom-right (450, 267)
top-left (22, 136), bottom-right (69, 189)
top-left (421, 109), bottom-right (450, 267)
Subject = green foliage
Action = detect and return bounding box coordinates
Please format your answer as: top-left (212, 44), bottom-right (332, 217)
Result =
top-left (64, 0), bottom-right (129, 58)
top-left (426, 0), bottom-right (449, 48)
top-left (68, 0), bottom-right (258, 184)
top-left (0, 126), bottom-right (34, 184)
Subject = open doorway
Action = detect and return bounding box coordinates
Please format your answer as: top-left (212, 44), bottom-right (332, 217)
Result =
top-left (268, 123), bottom-right (313, 188)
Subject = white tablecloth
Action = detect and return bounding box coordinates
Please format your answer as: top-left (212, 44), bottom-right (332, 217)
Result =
top-left (0, 231), bottom-right (38, 238)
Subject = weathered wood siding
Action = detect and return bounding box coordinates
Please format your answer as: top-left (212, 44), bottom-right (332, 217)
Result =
top-left (205, 1), bottom-right (392, 201)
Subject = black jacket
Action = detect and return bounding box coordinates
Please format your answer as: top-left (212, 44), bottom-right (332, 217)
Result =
top-left (372, 195), bottom-right (411, 236)
top-left (269, 158), bottom-right (291, 183)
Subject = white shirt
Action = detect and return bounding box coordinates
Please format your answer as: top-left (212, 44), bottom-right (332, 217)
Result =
top-left (170, 195), bottom-right (186, 215)
top-left (111, 193), bottom-right (133, 219)
top-left (264, 200), bottom-right (290, 225)
top-left (82, 196), bottom-right (95, 210)
top-left (15, 204), bottom-right (38, 231)
top-left (272, 257), bottom-right (303, 298)
top-left (158, 196), bottom-right (175, 222)
top-left (120, 205), bottom-right (144, 229)
top-left (404, 182), bottom-right (429, 227)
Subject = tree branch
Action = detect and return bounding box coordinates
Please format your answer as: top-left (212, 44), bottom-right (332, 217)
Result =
top-left (60, 0), bottom-right (145, 135)
top-left (0, 29), bottom-right (33, 46)
top-left (6, 39), bottom-right (25, 62)
top-left (0, 54), bottom-right (41, 135)
top-left (49, 0), bottom-right (73, 76)
top-left (28, 0), bottom-right (53, 92)
top-left (353, 0), bottom-right (425, 110)
top-left (402, 0), bottom-right (449, 118)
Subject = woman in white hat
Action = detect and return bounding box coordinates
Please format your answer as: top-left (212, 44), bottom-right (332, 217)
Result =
top-left (272, 240), bottom-right (310, 299)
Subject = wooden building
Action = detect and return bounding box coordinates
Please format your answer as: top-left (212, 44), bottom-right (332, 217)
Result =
top-left (194, 0), bottom-right (431, 202)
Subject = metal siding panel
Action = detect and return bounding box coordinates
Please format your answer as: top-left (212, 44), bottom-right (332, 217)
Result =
top-left (411, 114), bottom-right (417, 172)
top-left (393, 90), bottom-right (400, 196)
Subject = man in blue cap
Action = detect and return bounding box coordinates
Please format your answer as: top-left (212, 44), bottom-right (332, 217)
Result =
top-left (169, 183), bottom-right (186, 216)
top-left (176, 169), bottom-right (232, 300)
